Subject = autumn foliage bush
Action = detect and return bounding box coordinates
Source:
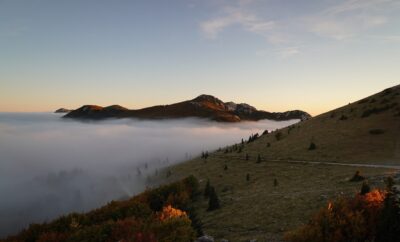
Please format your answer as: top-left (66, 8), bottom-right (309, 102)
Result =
top-left (5, 176), bottom-right (199, 242)
top-left (285, 181), bottom-right (400, 242)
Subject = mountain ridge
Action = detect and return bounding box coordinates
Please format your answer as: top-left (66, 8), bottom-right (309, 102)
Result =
top-left (63, 94), bottom-right (311, 122)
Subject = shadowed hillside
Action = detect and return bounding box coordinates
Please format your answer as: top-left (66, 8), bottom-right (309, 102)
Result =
top-left (63, 95), bottom-right (311, 122)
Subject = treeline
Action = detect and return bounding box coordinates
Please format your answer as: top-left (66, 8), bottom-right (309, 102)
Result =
top-left (4, 176), bottom-right (201, 242)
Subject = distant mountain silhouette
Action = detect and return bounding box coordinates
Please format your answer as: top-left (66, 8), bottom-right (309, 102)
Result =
top-left (54, 108), bottom-right (71, 113)
top-left (63, 95), bottom-right (311, 122)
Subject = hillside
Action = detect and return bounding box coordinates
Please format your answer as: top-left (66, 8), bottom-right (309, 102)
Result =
top-left (63, 95), bottom-right (311, 122)
top-left (2, 177), bottom-right (201, 242)
top-left (164, 85), bottom-right (400, 241)
top-left (243, 85), bottom-right (400, 164)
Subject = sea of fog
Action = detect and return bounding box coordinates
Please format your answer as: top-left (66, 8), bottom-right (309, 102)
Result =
top-left (0, 112), bottom-right (298, 237)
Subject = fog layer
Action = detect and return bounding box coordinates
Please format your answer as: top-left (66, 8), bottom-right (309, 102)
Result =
top-left (0, 112), bottom-right (298, 237)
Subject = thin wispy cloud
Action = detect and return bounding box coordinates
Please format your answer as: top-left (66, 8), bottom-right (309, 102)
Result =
top-left (200, 0), bottom-right (399, 46)
top-left (277, 47), bottom-right (300, 59)
top-left (200, 7), bottom-right (275, 39)
top-left (307, 0), bottom-right (394, 40)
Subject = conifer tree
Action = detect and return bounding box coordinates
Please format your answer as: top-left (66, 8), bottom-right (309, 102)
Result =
top-left (204, 179), bottom-right (211, 198)
top-left (360, 181), bottom-right (370, 195)
top-left (207, 186), bottom-right (220, 211)
top-left (274, 178), bottom-right (278, 187)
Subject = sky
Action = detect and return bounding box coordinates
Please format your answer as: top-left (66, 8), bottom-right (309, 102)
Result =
top-left (1, 0), bottom-right (399, 115)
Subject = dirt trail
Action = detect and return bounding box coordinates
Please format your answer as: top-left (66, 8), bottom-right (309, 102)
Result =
top-left (287, 160), bottom-right (400, 169)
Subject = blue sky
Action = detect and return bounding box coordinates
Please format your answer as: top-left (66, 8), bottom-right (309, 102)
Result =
top-left (1, 0), bottom-right (399, 115)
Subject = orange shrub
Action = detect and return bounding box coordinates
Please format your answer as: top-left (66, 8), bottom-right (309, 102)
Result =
top-left (284, 189), bottom-right (386, 242)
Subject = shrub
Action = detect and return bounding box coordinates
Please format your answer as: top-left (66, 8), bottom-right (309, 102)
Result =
top-left (339, 114), bottom-right (348, 120)
top-left (201, 151), bottom-right (209, 159)
top-left (247, 133), bottom-right (259, 143)
top-left (274, 178), bottom-right (278, 187)
top-left (275, 132), bottom-right (283, 141)
top-left (308, 142), bottom-right (316, 150)
top-left (349, 170), bottom-right (365, 182)
top-left (358, 98), bottom-right (369, 104)
top-left (381, 87), bottom-right (393, 96)
top-left (207, 186), bottom-right (220, 211)
top-left (187, 207), bottom-right (203, 237)
top-left (246, 174), bottom-right (250, 181)
top-left (369, 129), bottom-right (385, 135)
top-left (256, 154), bottom-right (262, 163)
top-left (361, 103), bottom-right (398, 118)
top-left (284, 189), bottom-right (386, 242)
top-left (360, 181), bottom-right (371, 195)
top-left (5, 177), bottom-right (200, 242)
top-left (204, 179), bottom-right (211, 198)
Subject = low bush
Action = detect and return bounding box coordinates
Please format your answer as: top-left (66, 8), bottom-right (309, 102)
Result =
top-left (361, 103), bottom-right (398, 118)
top-left (286, 177), bottom-right (400, 242)
top-left (308, 142), bottom-right (316, 150)
top-left (369, 129), bottom-right (385, 135)
top-left (349, 170), bottom-right (365, 182)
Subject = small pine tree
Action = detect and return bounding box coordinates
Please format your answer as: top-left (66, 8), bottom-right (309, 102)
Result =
top-left (257, 154), bottom-right (262, 163)
top-left (224, 164), bottom-right (228, 170)
top-left (275, 132), bottom-right (282, 141)
top-left (360, 181), bottom-right (370, 195)
top-left (245, 153), bottom-right (249, 161)
top-left (308, 142), bottom-right (316, 150)
top-left (207, 186), bottom-right (220, 211)
top-left (350, 170), bottom-right (365, 182)
top-left (188, 208), bottom-right (204, 237)
top-left (267, 142), bottom-right (271, 148)
top-left (246, 173), bottom-right (250, 181)
top-left (204, 179), bottom-right (211, 198)
top-left (274, 178), bottom-right (278, 187)
top-left (241, 138), bottom-right (244, 145)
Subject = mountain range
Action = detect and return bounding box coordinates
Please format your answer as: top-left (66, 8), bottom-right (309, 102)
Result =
top-left (63, 94), bottom-right (311, 122)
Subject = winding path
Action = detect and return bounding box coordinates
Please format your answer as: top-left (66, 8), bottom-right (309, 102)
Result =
top-left (287, 160), bottom-right (400, 170)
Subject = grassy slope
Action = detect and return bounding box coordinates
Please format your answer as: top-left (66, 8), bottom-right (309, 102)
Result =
top-left (246, 85), bottom-right (400, 164)
top-left (165, 85), bottom-right (400, 241)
